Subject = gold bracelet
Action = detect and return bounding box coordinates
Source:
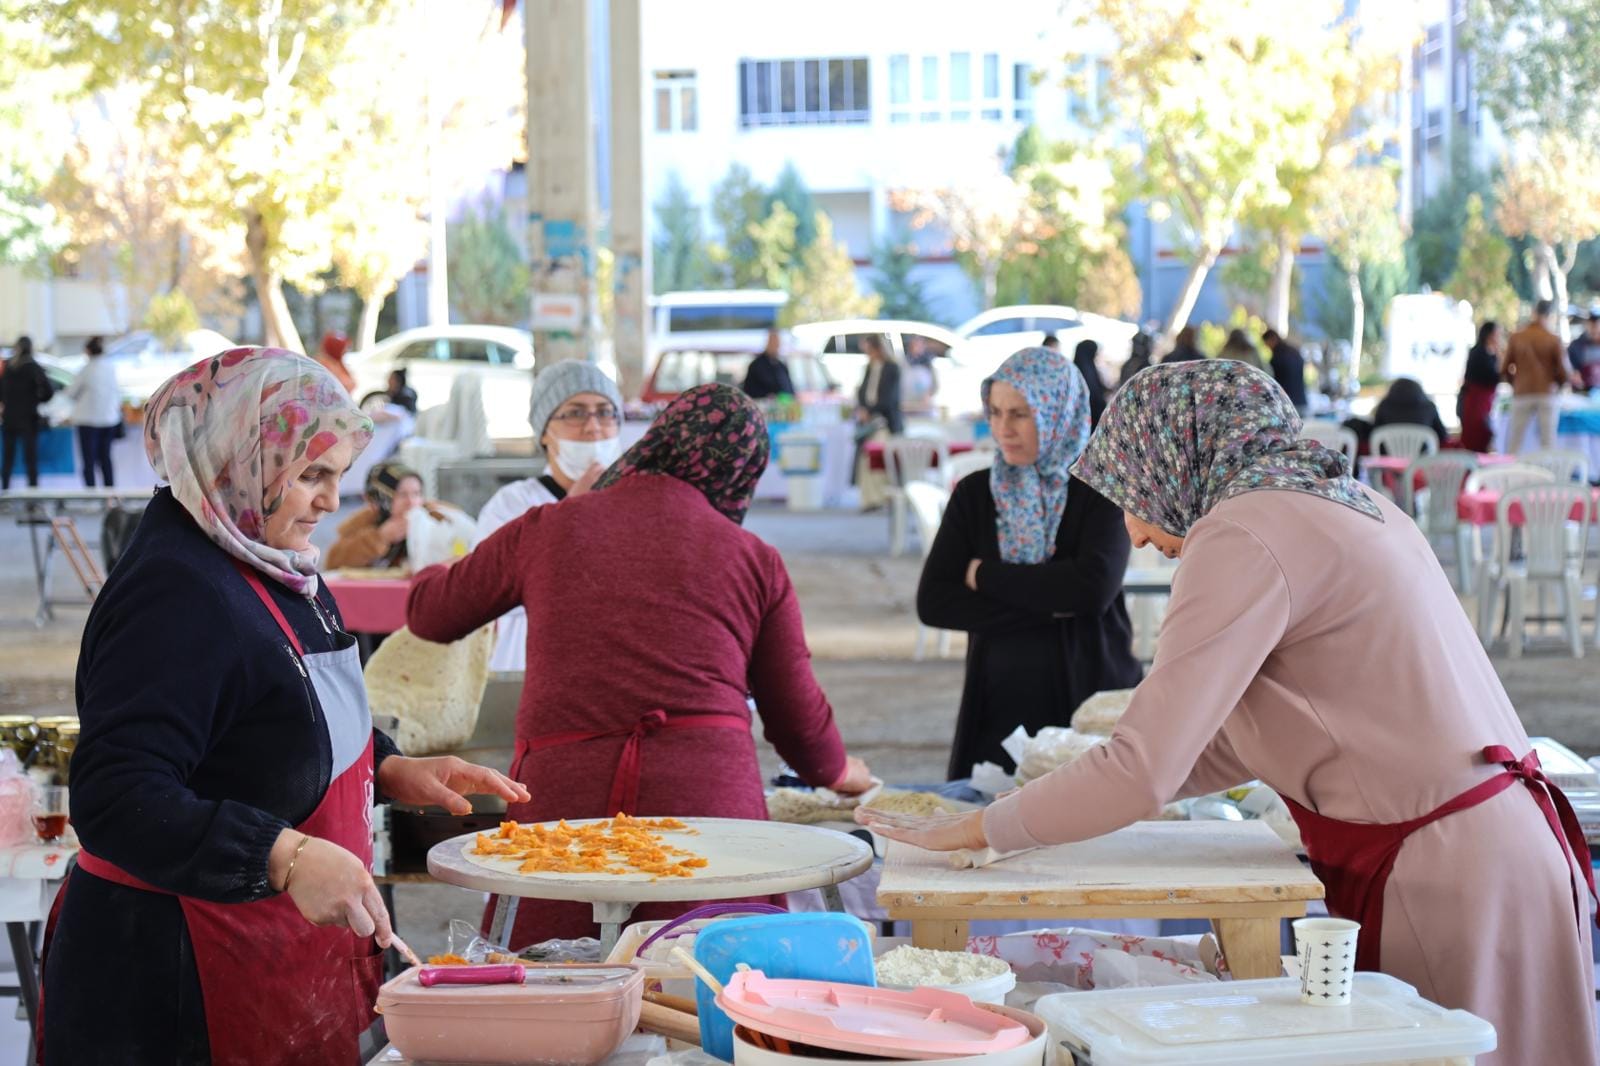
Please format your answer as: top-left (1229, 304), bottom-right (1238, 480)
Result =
top-left (281, 834), bottom-right (313, 892)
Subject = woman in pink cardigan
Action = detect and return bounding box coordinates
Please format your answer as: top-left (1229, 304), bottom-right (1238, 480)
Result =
top-left (410, 384), bottom-right (871, 946)
top-left (862, 361), bottom-right (1597, 1066)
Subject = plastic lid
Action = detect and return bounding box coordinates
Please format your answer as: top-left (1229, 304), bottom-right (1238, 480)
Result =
top-left (717, 970), bottom-right (1031, 1061)
top-left (1037, 974), bottom-right (1496, 1066)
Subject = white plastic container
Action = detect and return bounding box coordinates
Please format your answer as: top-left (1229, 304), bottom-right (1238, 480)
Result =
top-left (1037, 973), bottom-right (1495, 1065)
top-left (731, 1002), bottom-right (1046, 1066)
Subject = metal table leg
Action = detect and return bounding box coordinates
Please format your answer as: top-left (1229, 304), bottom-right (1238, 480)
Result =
top-left (592, 900), bottom-right (637, 959)
top-left (820, 884), bottom-right (845, 914)
top-left (24, 510), bottom-right (50, 625)
top-left (7, 920), bottom-right (39, 1033)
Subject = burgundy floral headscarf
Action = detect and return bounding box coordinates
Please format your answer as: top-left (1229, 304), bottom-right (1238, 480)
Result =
top-left (144, 347), bottom-right (373, 595)
top-left (593, 383), bottom-right (768, 524)
top-left (1072, 360), bottom-right (1381, 536)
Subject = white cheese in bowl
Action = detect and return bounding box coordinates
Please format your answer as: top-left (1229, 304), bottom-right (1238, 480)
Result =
top-left (875, 946), bottom-right (1012, 987)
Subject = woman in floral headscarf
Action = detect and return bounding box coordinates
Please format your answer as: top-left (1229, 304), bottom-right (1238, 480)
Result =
top-left (917, 347), bottom-right (1141, 779)
top-left (408, 384), bottom-right (873, 947)
top-left (864, 361), bottom-right (1597, 1066)
top-left (45, 348), bottom-right (526, 1066)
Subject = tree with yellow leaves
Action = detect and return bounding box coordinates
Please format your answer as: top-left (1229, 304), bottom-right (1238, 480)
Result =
top-left (1496, 132), bottom-right (1600, 340)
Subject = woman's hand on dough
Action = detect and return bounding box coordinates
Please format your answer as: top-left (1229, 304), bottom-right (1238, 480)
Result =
top-left (376, 755), bottom-right (530, 815)
top-left (853, 807), bottom-right (988, 852)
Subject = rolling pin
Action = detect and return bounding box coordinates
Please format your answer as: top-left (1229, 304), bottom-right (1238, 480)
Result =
top-left (643, 991), bottom-right (698, 1015)
top-left (638, 1001), bottom-right (701, 1045)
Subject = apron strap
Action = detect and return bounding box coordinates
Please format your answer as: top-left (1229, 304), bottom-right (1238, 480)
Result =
top-left (230, 558), bottom-right (304, 657)
top-left (521, 710), bottom-right (749, 816)
top-left (1483, 745), bottom-right (1598, 919)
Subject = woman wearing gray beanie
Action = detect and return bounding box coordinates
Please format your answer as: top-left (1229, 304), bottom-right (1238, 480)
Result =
top-left (473, 360), bottom-right (625, 671)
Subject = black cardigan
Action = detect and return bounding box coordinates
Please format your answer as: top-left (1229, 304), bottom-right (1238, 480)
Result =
top-left (919, 472), bottom-right (1142, 778)
top-left (44, 488), bottom-right (401, 1061)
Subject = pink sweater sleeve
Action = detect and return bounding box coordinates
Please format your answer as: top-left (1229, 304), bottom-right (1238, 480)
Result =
top-left (983, 517), bottom-right (1292, 855)
top-left (747, 549), bottom-right (848, 790)
top-left (406, 512), bottom-right (531, 644)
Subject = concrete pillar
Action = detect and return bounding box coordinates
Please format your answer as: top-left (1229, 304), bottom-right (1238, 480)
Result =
top-left (525, 0), bottom-right (601, 367)
top-left (608, 0), bottom-right (649, 398)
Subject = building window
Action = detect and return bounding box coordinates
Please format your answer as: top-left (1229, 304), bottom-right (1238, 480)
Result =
top-left (949, 52), bottom-right (971, 120)
top-left (981, 53), bottom-right (1001, 120)
top-left (920, 55), bottom-right (941, 121)
top-left (1013, 62), bottom-right (1034, 122)
top-left (1451, 0), bottom-right (1467, 23)
top-left (738, 56), bottom-right (870, 127)
top-left (889, 54), bottom-right (910, 106)
top-left (1454, 57), bottom-right (1468, 112)
top-left (653, 71), bottom-right (697, 133)
top-left (1423, 23), bottom-right (1443, 66)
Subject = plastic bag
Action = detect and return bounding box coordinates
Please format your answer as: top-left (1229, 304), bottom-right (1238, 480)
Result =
top-left (431, 919), bottom-right (603, 964)
top-left (1091, 948), bottom-right (1218, 989)
top-left (0, 751), bottom-right (34, 848)
top-left (406, 505), bottom-right (477, 569)
top-left (968, 927), bottom-right (1223, 989)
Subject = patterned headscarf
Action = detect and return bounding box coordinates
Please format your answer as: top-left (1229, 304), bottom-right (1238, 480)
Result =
top-left (144, 347), bottom-right (374, 596)
top-left (593, 383), bottom-right (768, 524)
top-left (984, 347), bottom-right (1092, 563)
top-left (1072, 360), bottom-right (1381, 536)
top-left (365, 459), bottom-right (420, 522)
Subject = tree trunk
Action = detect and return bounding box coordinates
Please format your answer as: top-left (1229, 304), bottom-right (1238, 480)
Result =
top-left (1162, 243), bottom-right (1221, 345)
top-left (1530, 243), bottom-right (1554, 302)
top-left (1547, 242), bottom-right (1572, 343)
top-left (1347, 267), bottom-right (1364, 378)
top-left (981, 260), bottom-right (999, 310)
top-left (1266, 230), bottom-right (1296, 336)
top-left (245, 210), bottom-right (304, 352)
top-left (357, 290), bottom-right (385, 352)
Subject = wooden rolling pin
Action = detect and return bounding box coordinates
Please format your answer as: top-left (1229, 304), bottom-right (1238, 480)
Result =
top-left (643, 991), bottom-right (698, 1015)
top-left (638, 1001), bottom-right (701, 1045)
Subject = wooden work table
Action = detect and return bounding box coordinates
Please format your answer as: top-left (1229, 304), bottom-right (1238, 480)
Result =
top-left (877, 820), bottom-right (1324, 980)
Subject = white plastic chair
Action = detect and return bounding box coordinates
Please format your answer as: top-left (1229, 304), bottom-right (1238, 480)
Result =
top-left (1496, 485), bottom-right (1591, 658)
top-left (1471, 466), bottom-right (1559, 643)
top-left (884, 437), bottom-right (947, 557)
top-left (1399, 452), bottom-right (1478, 589)
top-left (1519, 449), bottom-right (1590, 485)
top-left (944, 450), bottom-right (995, 490)
top-left (1299, 421), bottom-right (1360, 476)
top-left (903, 480), bottom-right (954, 661)
top-left (1369, 424), bottom-right (1440, 461)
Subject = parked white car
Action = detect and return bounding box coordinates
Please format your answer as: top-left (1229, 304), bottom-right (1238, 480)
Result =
top-left (345, 325), bottom-right (537, 441)
top-left (952, 305), bottom-right (1139, 386)
top-left (789, 319), bottom-right (997, 416)
top-left (41, 328), bottom-right (235, 406)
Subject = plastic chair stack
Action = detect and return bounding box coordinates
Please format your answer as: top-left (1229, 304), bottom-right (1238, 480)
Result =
top-left (1399, 452), bottom-right (1478, 590)
top-left (884, 436), bottom-right (948, 557)
top-left (1493, 484), bottom-right (1592, 658)
top-left (1518, 449), bottom-right (1590, 485)
top-left (903, 480), bottom-right (954, 661)
top-left (1298, 421), bottom-right (1360, 476)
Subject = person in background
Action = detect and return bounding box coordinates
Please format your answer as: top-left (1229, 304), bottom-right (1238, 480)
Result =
top-left (1072, 339), bottom-right (1109, 426)
top-left (1218, 328), bottom-right (1264, 371)
top-left (918, 347), bottom-right (1141, 777)
top-left (407, 384), bottom-right (873, 946)
top-left (853, 334), bottom-right (904, 511)
top-left (386, 368), bottom-right (418, 415)
top-left (1116, 332), bottom-right (1154, 389)
top-left (1371, 378), bottom-right (1449, 445)
top-left (474, 361), bottom-right (626, 672)
top-left (1457, 321), bottom-right (1504, 453)
top-left (903, 334), bottom-right (939, 412)
top-left (741, 329), bottom-right (796, 400)
top-left (1041, 333), bottom-right (1062, 352)
top-left (326, 461), bottom-right (449, 571)
top-left (66, 336), bottom-right (121, 488)
top-left (1566, 310), bottom-right (1600, 392)
top-left (1262, 328), bottom-right (1309, 413)
top-left (1162, 326), bottom-right (1206, 364)
top-left (314, 330), bottom-right (356, 396)
top-left (1502, 298), bottom-right (1573, 452)
top-left (0, 336), bottom-right (53, 490)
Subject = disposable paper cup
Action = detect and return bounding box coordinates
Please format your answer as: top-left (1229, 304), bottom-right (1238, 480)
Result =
top-left (1293, 917), bottom-right (1359, 1006)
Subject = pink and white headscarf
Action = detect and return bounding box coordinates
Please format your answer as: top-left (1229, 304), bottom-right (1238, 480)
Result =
top-left (144, 347), bottom-right (373, 596)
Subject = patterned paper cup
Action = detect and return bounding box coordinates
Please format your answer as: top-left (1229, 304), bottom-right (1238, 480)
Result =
top-left (1293, 917), bottom-right (1360, 1006)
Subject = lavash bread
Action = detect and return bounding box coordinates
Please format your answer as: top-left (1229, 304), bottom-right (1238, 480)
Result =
top-left (363, 624), bottom-right (494, 754)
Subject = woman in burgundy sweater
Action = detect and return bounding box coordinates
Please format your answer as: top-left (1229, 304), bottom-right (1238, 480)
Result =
top-left (408, 384), bottom-right (872, 946)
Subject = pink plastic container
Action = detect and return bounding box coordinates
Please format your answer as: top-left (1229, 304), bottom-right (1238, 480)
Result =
top-left (377, 963), bottom-right (645, 1065)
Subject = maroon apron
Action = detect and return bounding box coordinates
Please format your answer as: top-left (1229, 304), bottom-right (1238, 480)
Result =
top-left (63, 563), bottom-right (382, 1065)
top-left (1282, 745), bottom-right (1595, 972)
top-left (1458, 381), bottom-right (1498, 452)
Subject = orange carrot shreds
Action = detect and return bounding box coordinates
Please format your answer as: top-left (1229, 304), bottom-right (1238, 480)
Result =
top-left (472, 817), bottom-right (706, 877)
top-left (426, 954), bottom-right (472, 966)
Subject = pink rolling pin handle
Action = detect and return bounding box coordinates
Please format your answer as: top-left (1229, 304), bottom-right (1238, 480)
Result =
top-left (418, 964), bottom-right (526, 987)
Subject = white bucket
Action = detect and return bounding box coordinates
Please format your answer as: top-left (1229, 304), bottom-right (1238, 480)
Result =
top-left (881, 967), bottom-right (1017, 1006)
top-left (731, 1002), bottom-right (1046, 1066)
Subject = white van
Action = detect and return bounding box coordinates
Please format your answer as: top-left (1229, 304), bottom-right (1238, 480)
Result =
top-left (649, 290), bottom-right (788, 367)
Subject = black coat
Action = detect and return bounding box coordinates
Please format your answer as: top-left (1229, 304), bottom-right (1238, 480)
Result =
top-left (857, 360), bottom-right (904, 435)
top-left (0, 359), bottom-right (54, 432)
top-left (1270, 343), bottom-right (1309, 409)
top-left (918, 472), bottom-right (1143, 778)
top-left (742, 354), bottom-right (795, 399)
top-left (43, 488), bottom-right (400, 1061)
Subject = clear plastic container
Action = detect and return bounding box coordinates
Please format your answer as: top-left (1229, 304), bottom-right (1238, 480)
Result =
top-left (1038, 973), bottom-right (1494, 1065)
top-left (376, 963), bottom-right (644, 1065)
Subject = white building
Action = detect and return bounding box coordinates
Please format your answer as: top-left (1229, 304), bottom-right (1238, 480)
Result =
top-left (641, 0), bottom-right (1110, 325)
top-left (1398, 0), bottom-right (1506, 218)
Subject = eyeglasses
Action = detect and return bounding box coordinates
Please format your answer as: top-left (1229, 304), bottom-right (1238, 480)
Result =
top-left (550, 406), bottom-right (619, 426)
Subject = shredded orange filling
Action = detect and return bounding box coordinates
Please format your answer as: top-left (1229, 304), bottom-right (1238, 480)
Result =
top-left (471, 814), bottom-right (706, 879)
top-left (426, 953), bottom-right (472, 966)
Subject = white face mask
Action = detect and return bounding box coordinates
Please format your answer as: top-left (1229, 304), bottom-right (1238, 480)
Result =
top-left (550, 435), bottom-right (623, 481)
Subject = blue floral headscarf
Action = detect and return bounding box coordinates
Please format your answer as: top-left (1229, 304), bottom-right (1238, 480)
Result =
top-left (984, 347), bottom-right (1092, 563)
top-left (1072, 360), bottom-right (1382, 536)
